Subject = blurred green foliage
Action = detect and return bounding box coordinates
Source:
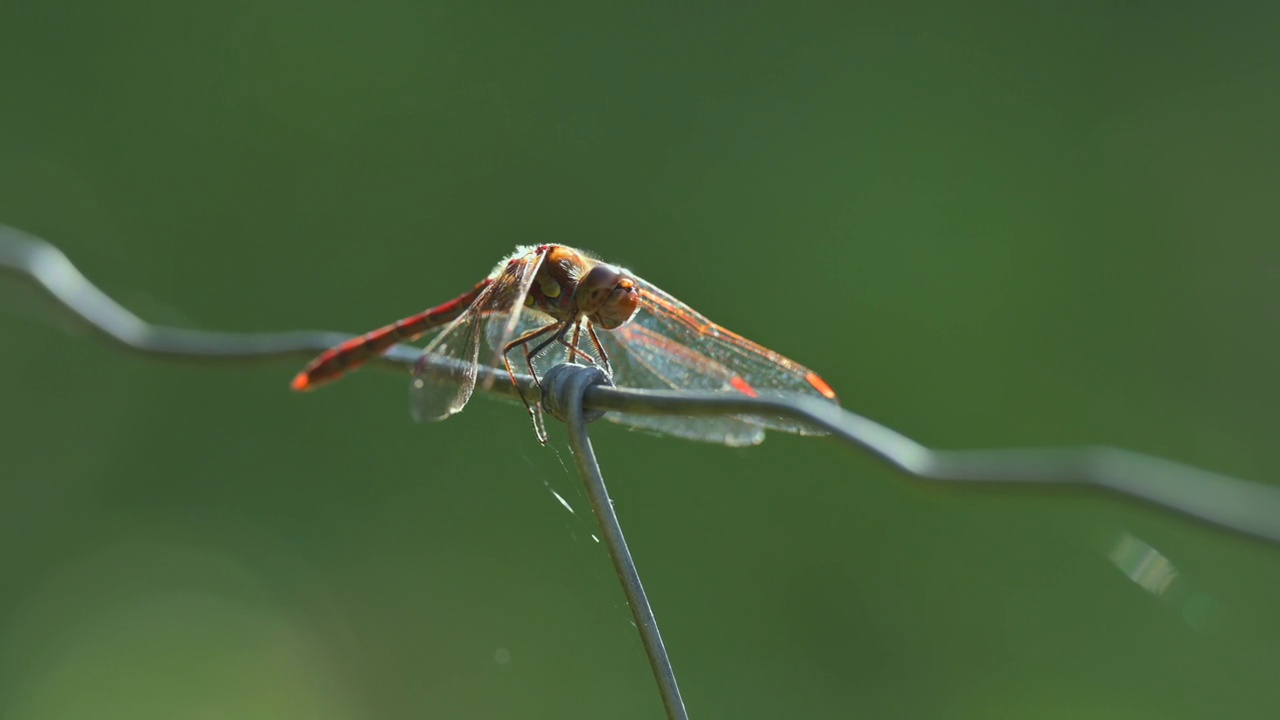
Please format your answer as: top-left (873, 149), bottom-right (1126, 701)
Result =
top-left (1, 2), bottom-right (1277, 718)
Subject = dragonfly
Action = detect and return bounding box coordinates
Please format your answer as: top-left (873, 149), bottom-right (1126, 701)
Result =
top-left (292, 245), bottom-right (838, 446)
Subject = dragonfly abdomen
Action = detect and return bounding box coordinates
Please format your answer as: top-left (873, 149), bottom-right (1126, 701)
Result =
top-left (291, 279), bottom-right (488, 391)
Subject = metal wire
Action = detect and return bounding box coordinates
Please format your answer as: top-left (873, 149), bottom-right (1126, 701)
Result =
top-left (6, 222), bottom-right (1280, 716)
top-left (0, 223), bottom-right (531, 395)
top-left (4, 223), bottom-right (1277, 545)
top-left (579, 388), bottom-right (1280, 545)
top-left (542, 364), bottom-right (688, 720)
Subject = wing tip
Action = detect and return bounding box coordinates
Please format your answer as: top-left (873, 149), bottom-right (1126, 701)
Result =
top-left (805, 372), bottom-right (837, 401)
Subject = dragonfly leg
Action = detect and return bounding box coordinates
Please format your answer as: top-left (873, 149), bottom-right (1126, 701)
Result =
top-left (520, 341), bottom-right (551, 443)
top-left (503, 322), bottom-right (561, 442)
top-left (525, 321), bottom-right (569, 364)
top-left (504, 322), bottom-right (560, 385)
top-left (565, 320), bottom-right (583, 364)
top-left (530, 321), bottom-right (594, 367)
top-left (551, 318), bottom-right (597, 366)
top-left (503, 321), bottom-right (598, 443)
top-left (586, 323), bottom-right (612, 378)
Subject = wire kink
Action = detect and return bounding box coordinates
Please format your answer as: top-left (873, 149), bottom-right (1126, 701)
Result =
top-left (5, 223), bottom-right (1279, 719)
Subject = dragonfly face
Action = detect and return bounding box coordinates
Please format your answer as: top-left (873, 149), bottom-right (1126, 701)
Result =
top-left (576, 263), bottom-right (639, 330)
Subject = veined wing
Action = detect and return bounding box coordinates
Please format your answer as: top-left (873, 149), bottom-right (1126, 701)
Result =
top-left (410, 247), bottom-right (546, 421)
top-left (600, 277), bottom-right (838, 438)
top-left (594, 326), bottom-right (769, 446)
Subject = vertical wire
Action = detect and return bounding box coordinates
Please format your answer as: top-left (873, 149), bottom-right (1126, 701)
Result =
top-left (560, 368), bottom-right (689, 720)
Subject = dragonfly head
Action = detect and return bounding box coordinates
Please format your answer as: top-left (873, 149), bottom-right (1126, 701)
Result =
top-left (577, 263), bottom-right (640, 330)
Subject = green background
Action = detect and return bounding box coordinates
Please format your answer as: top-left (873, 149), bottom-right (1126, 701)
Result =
top-left (2, 3), bottom-right (1278, 718)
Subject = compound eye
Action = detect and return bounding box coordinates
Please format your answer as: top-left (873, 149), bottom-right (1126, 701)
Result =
top-left (579, 265), bottom-right (623, 312)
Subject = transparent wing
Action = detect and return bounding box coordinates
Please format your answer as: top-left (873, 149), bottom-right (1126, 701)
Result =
top-left (484, 305), bottom-right (562, 382)
top-left (410, 248), bottom-right (545, 422)
top-left (598, 279), bottom-right (839, 437)
top-left (594, 327), bottom-right (768, 446)
top-left (478, 293), bottom-right (768, 445)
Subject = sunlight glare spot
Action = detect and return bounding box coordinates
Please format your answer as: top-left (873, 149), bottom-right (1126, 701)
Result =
top-left (1107, 532), bottom-right (1178, 598)
top-left (1105, 530), bottom-right (1222, 635)
top-left (494, 647), bottom-right (511, 664)
top-left (550, 489), bottom-right (575, 514)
